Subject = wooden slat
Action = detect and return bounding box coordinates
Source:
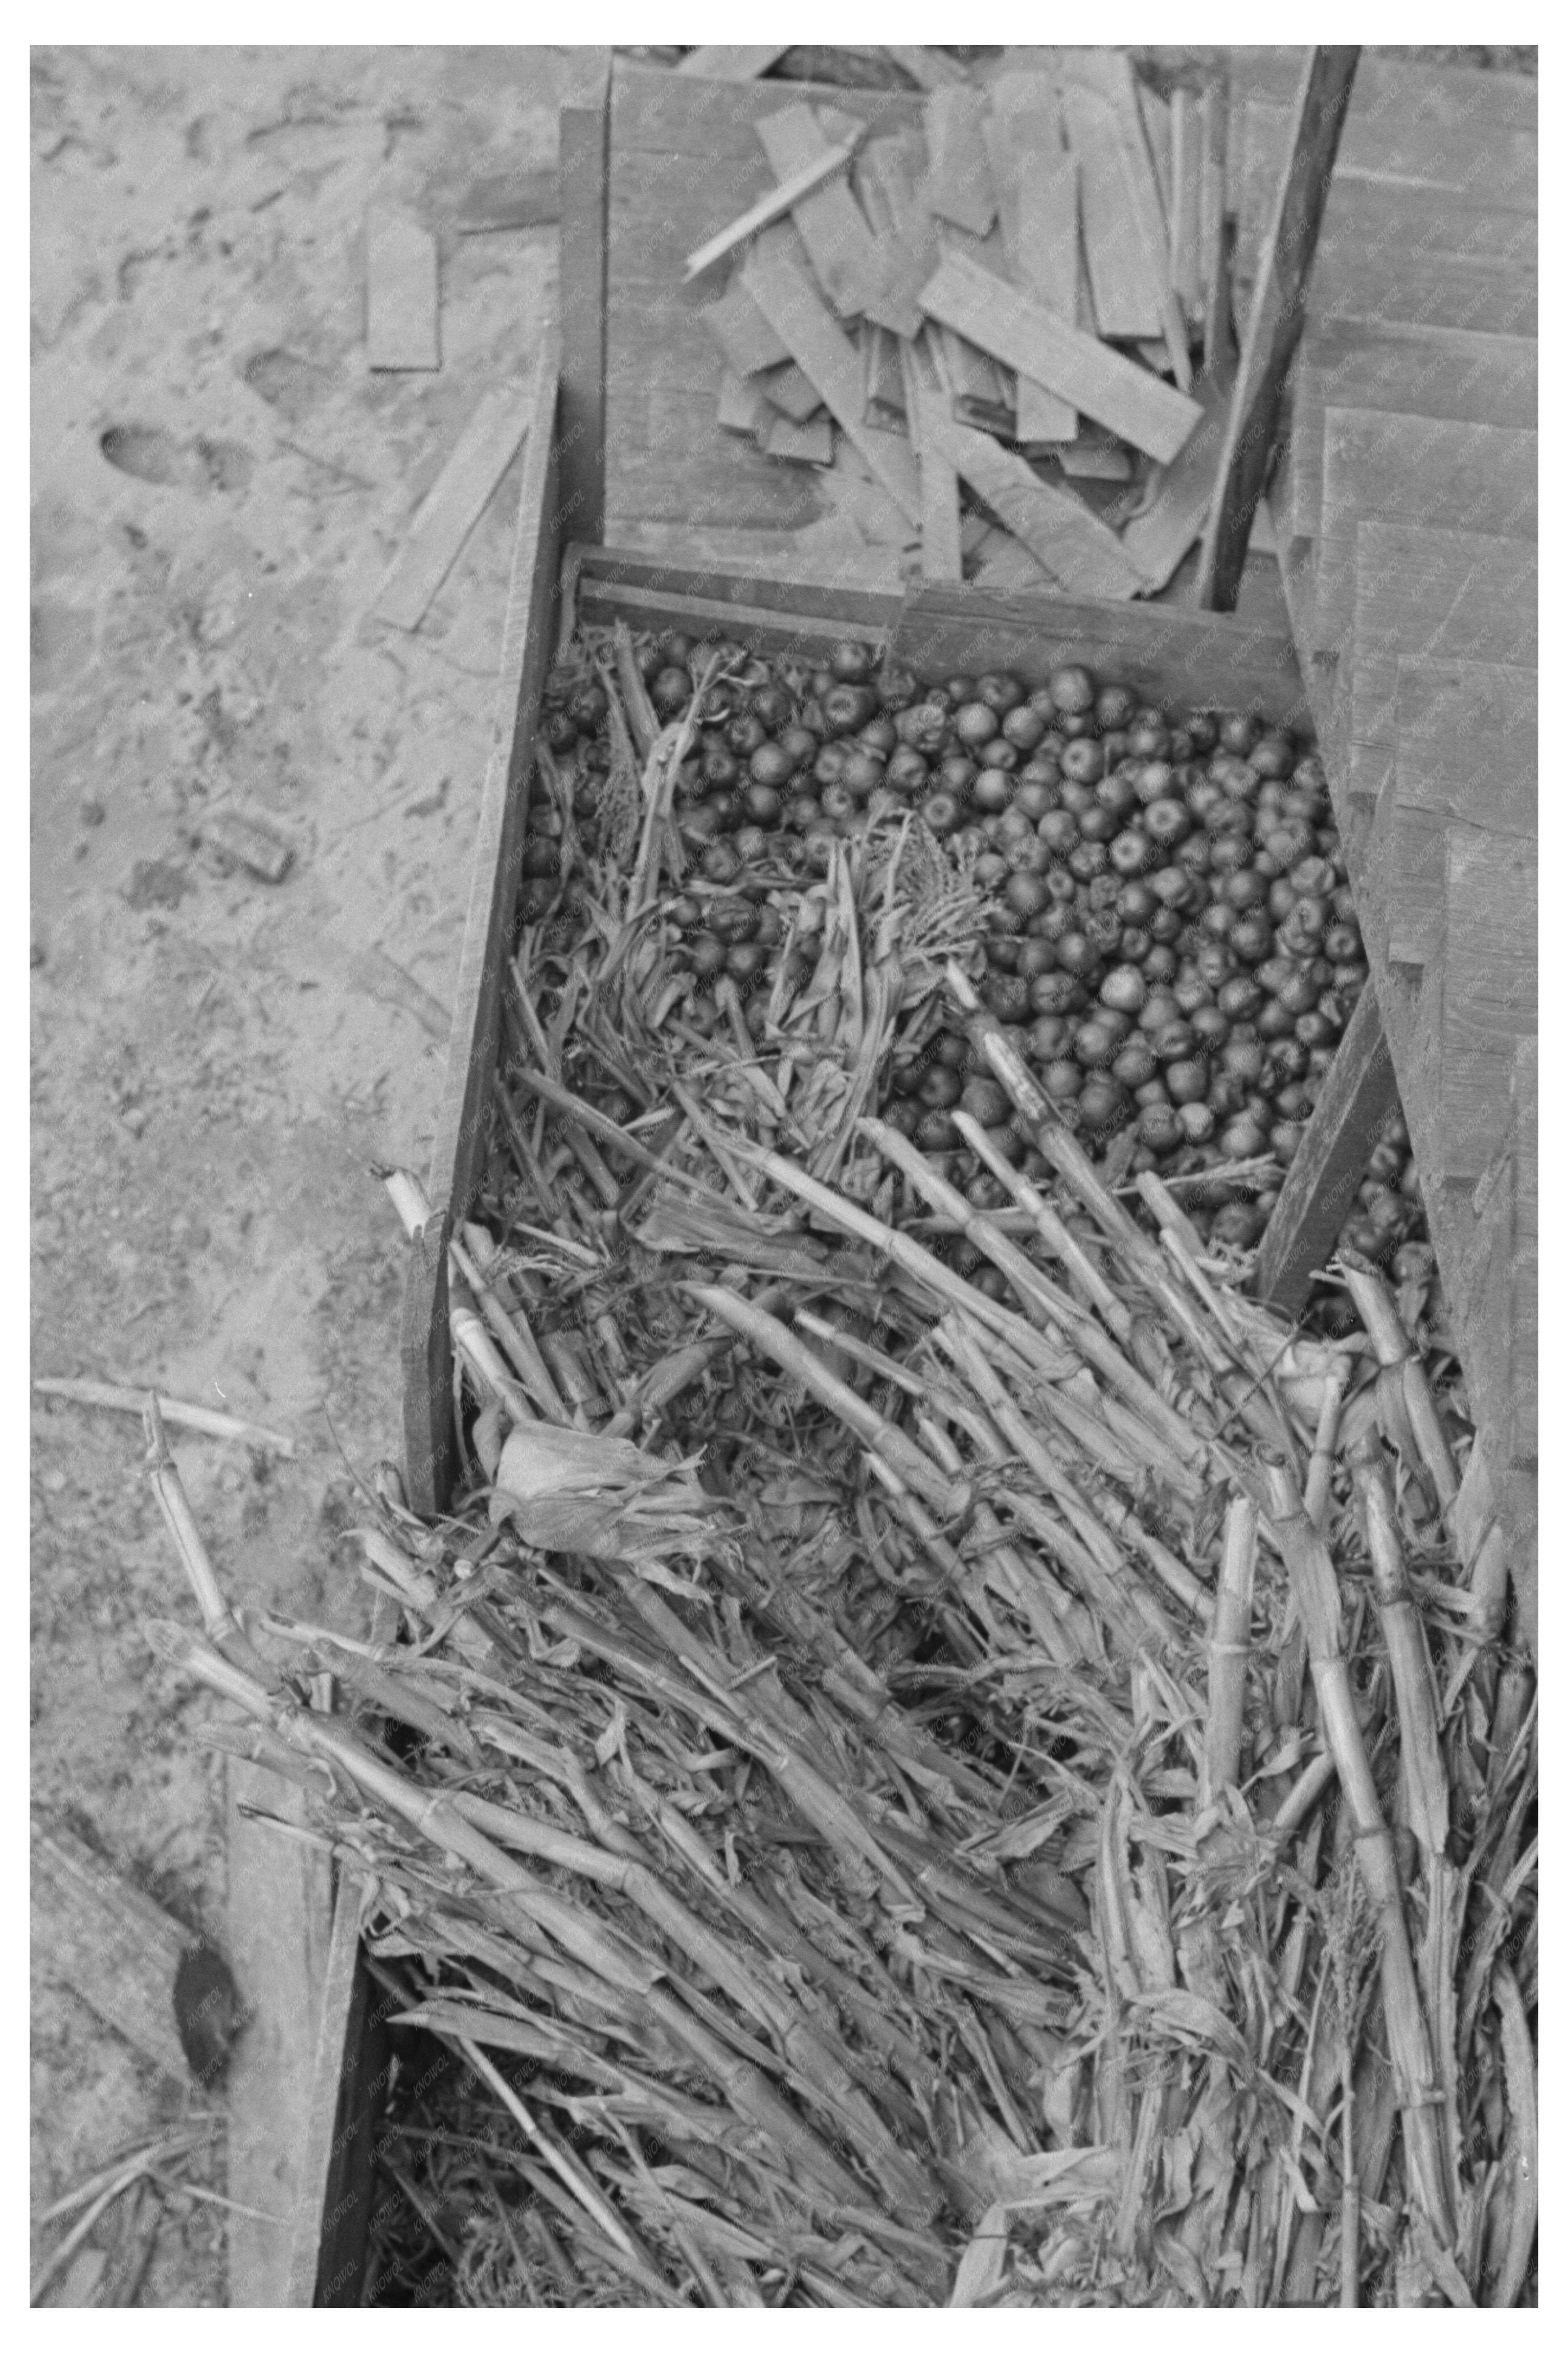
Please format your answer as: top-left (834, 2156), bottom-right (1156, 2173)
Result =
top-left (1169, 85), bottom-right (1204, 322)
top-left (1510, 1035), bottom-right (1537, 1465)
top-left (742, 225), bottom-right (922, 521)
top-left (364, 207), bottom-right (438, 372)
top-left (371, 387), bottom-right (531, 632)
top-left (923, 82), bottom-right (994, 235)
top-left (1287, 321), bottom-right (1537, 546)
top-left (559, 52), bottom-right (612, 545)
top-left (918, 248), bottom-right (1203, 463)
top-left (1231, 88), bottom-right (1536, 244)
top-left (1439, 828), bottom-right (1536, 1183)
top-left (1195, 46), bottom-right (1361, 611)
top-left (678, 45), bottom-right (789, 80)
top-left (891, 584), bottom-right (1308, 724)
top-left (700, 278), bottom-right (791, 376)
top-left (908, 347), bottom-right (962, 585)
top-left (1224, 47), bottom-right (1536, 130)
top-left (762, 410), bottom-right (834, 465)
top-left (1198, 79), bottom-right (1229, 368)
top-left (1067, 49), bottom-right (1190, 386)
top-left (1313, 410), bottom-right (1538, 657)
top-left (923, 407), bottom-right (1148, 602)
top-left (288, 1877), bottom-right (393, 2306)
top-left (611, 59), bottom-right (920, 161)
top-left (1254, 979), bottom-right (1398, 1319)
top-left (1057, 77), bottom-right (1163, 339)
top-left (403, 340), bottom-right (560, 1515)
top-left (573, 544), bottom-right (903, 627)
top-left (983, 85), bottom-right (1077, 442)
top-left (882, 45), bottom-right (968, 92)
top-left (755, 358), bottom-right (826, 425)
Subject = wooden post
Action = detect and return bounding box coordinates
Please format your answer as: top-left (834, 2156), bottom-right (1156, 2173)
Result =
top-left (1195, 45), bottom-right (1360, 611)
top-left (1254, 979), bottom-right (1398, 1320)
top-left (558, 49), bottom-right (613, 545)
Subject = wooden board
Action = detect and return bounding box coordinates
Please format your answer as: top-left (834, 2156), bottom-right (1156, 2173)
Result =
top-left (1057, 78), bottom-right (1164, 339)
top-left (457, 163), bottom-right (560, 233)
top-left (1254, 977), bottom-right (1398, 1319)
top-left (227, 1762), bottom-right (334, 2306)
top-left (762, 410), bottom-right (835, 465)
top-left (742, 225), bottom-right (922, 521)
top-left (752, 105), bottom-right (886, 321)
top-left (1223, 47), bottom-right (1536, 130)
top-left (1168, 85), bottom-right (1204, 322)
top-left (1287, 322), bottom-right (1538, 546)
top-left (30, 1817), bottom-right (192, 2083)
top-left (1066, 49), bottom-right (1189, 386)
top-left (701, 278), bottom-right (791, 376)
top-left (401, 339), bottom-right (560, 1514)
top-left (683, 136), bottom-right (862, 285)
top-left (918, 249), bottom-right (1202, 463)
top-left (1292, 249), bottom-right (1537, 342)
top-left (1392, 660), bottom-right (1537, 842)
top-left (756, 358), bottom-right (826, 425)
top-left (371, 387), bottom-right (531, 631)
top-left (984, 86), bottom-right (1078, 443)
top-left (364, 207), bottom-right (438, 372)
top-left (611, 56), bottom-right (920, 163)
top-left (1312, 410), bottom-right (1538, 659)
top-left (1230, 89), bottom-right (1536, 241)
top-left (1438, 827), bottom-right (1537, 1182)
top-left (285, 1876), bottom-right (392, 2306)
top-left (923, 83), bottom-right (994, 235)
top-left (1118, 358), bottom-right (1236, 592)
top-left (909, 355), bottom-right (962, 584)
top-left (679, 45), bottom-right (789, 80)
top-left (716, 368), bottom-right (766, 434)
top-left (1195, 46), bottom-right (1361, 612)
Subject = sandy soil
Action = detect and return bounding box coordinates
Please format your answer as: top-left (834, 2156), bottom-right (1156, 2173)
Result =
top-left (29, 43), bottom-right (583, 2301)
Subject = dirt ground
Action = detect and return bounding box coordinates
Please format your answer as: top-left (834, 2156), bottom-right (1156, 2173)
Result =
top-left (29, 43), bottom-right (595, 2301)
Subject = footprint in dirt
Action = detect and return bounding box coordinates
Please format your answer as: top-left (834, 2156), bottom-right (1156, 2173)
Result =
top-left (100, 425), bottom-right (254, 494)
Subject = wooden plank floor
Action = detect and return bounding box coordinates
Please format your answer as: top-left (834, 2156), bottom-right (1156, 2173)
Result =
top-left (1260, 54), bottom-right (1537, 1644)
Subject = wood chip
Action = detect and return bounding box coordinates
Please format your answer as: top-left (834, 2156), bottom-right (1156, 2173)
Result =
top-left (742, 227), bottom-right (922, 522)
top-left (1057, 80), bottom-right (1163, 340)
top-left (683, 138), bottom-right (861, 284)
top-left (365, 206), bottom-right (439, 372)
top-left (700, 279), bottom-right (791, 377)
top-left (371, 388), bottom-right (529, 632)
top-left (1168, 87), bottom-right (1204, 322)
top-left (923, 84), bottom-right (994, 236)
top-left (918, 248), bottom-right (1202, 464)
top-left (754, 104), bottom-right (886, 322)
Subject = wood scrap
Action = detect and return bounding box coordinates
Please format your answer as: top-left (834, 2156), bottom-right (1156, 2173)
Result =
top-left (700, 279), bottom-right (791, 377)
top-left (762, 411), bottom-right (835, 466)
top-left (371, 387), bottom-right (530, 631)
top-left (922, 402), bottom-right (1149, 601)
top-left (923, 84), bottom-right (994, 236)
top-left (855, 134), bottom-right (940, 338)
top-left (983, 87), bottom-right (1077, 443)
top-left (754, 105), bottom-right (887, 324)
top-left (742, 227), bottom-right (922, 522)
top-left (919, 248), bottom-right (1203, 464)
top-left (880, 46), bottom-right (968, 92)
top-left (1071, 51), bottom-right (1191, 387)
top-left (1057, 79), bottom-right (1164, 341)
top-left (1169, 88), bottom-right (1204, 325)
top-left (364, 206), bottom-right (439, 372)
top-left (754, 359), bottom-right (826, 425)
top-left (677, 46), bottom-right (789, 81)
top-left (683, 138), bottom-right (862, 283)
top-left (908, 348), bottom-right (962, 584)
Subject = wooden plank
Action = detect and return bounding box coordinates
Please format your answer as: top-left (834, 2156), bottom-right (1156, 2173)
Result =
top-left (364, 206), bottom-right (438, 372)
top-left (762, 410), bottom-right (834, 465)
top-left (404, 340), bottom-right (560, 1514)
top-left (1440, 828), bottom-right (1536, 1182)
top-left (1385, 798), bottom-right (1446, 973)
top-left (1169, 85), bottom-right (1204, 322)
top-left (679, 45), bottom-right (789, 80)
top-left (984, 85), bottom-right (1078, 443)
top-left (742, 225), bottom-right (922, 521)
top-left (856, 131), bottom-right (942, 344)
top-left (918, 248), bottom-right (1203, 464)
top-left (1198, 79), bottom-right (1229, 371)
top-left (1138, 83), bottom-right (1173, 218)
top-left (1287, 322), bottom-right (1538, 546)
top-left (1224, 47), bottom-right (1536, 130)
top-left (1254, 978), bottom-right (1399, 1319)
top-left (755, 102), bottom-right (891, 324)
top-left (700, 278), bottom-right (791, 376)
top-left (30, 1817), bottom-right (193, 2082)
top-left (227, 1762), bottom-right (334, 2305)
top-left (1195, 46), bottom-right (1361, 611)
top-left (371, 385), bottom-right (530, 631)
top-left (716, 367), bottom-right (766, 434)
top-left (1118, 356), bottom-right (1236, 592)
top-left (1393, 659), bottom-right (1537, 840)
top-left (287, 1878), bottom-right (393, 2307)
top-left (1510, 1034), bottom-right (1537, 1466)
top-left (682, 135), bottom-right (862, 283)
top-left (925, 410), bottom-right (1148, 601)
top-left (1067, 50), bottom-right (1190, 386)
top-left (576, 577), bottom-right (895, 655)
top-left (611, 59), bottom-right (920, 164)
top-left (891, 583), bottom-right (1308, 725)
top-left (1058, 78), bottom-right (1164, 339)
top-left (923, 83), bottom-right (994, 235)
top-left (909, 350), bottom-right (962, 585)
top-left (1314, 410), bottom-right (1538, 657)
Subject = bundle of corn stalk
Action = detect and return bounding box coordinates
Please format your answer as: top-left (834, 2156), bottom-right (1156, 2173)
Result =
top-left (146, 948), bottom-right (1534, 2305)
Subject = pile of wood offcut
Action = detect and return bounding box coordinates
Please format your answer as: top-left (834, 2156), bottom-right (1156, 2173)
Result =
top-left (689, 50), bottom-right (1233, 599)
top-left (143, 631), bottom-right (1535, 2309)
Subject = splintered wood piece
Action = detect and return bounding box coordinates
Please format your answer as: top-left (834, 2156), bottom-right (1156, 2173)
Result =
top-left (683, 137), bottom-right (861, 281)
top-left (909, 348), bottom-right (962, 584)
top-left (856, 133), bottom-right (940, 340)
top-left (923, 84), bottom-right (994, 235)
top-left (755, 358), bottom-right (826, 425)
top-left (716, 368), bottom-right (768, 434)
top-left (365, 206), bottom-right (439, 372)
top-left (1195, 47), bottom-right (1361, 610)
top-left (1253, 980), bottom-right (1398, 1319)
top-left (919, 248), bottom-right (1202, 463)
top-left (371, 387), bottom-right (529, 631)
top-left (1069, 52), bottom-right (1189, 383)
top-left (983, 95), bottom-right (1077, 443)
top-left (862, 321), bottom-right (907, 428)
top-left (678, 46), bottom-right (789, 79)
top-left (762, 411), bottom-right (835, 465)
top-left (1117, 356), bottom-right (1237, 590)
top-left (1169, 87), bottom-right (1204, 321)
top-left (1198, 81), bottom-right (1229, 372)
top-left (31, 1818), bottom-right (194, 2081)
top-left (1441, 830), bottom-right (1536, 1183)
top-left (754, 104), bottom-right (886, 322)
top-left (1057, 79), bottom-right (1163, 340)
top-left (923, 402), bottom-right (1148, 600)
top-left (742, 227), bottom-right (922, 521)
top-left (700, 278), bottom-right (791, 376)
